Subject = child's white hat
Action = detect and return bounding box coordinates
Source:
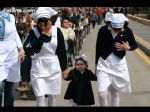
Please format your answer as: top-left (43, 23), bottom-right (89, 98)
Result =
top-left (75, 54), bottom-right (88, 63)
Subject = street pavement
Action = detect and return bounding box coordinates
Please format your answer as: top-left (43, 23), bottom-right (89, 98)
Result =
top-left (129, 18), bottom-right (150, 43)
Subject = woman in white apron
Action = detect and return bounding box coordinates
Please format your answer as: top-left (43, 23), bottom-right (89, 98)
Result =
top-left (29, 7), bottom-right (67, 106)
top-left (95, 13), bottom-right (137, 106)
top-left (0, 7), bottom-right (25, 107)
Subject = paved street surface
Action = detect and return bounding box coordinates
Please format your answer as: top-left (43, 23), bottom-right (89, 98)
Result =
top-left (13, 21), bottom-right (150, 107)
top-left (129, 18), bottom-right (150, 43)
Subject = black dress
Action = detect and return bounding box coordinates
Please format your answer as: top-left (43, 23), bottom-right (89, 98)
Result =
top-left (64, 68), bottom-right (97, 105)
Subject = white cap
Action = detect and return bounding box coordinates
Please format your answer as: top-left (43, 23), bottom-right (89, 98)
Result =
top-left (31, 7), bottom-right (57, 22)
top-left (75, 54), bottom-right (88, 63)
top-left (109, 13), bottom-right (129, 28)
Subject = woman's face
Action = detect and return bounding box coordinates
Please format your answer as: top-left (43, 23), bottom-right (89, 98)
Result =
top-left (37, 21), bottom-right (45, 29)
top-left (62, 19), bottom-right (69, 28)
top-left (37, 20), bottom-right (52, 32)
top-left (75, 60), bottom-right (86, 72)
top-left (112, 28), bottom-right (123, 32)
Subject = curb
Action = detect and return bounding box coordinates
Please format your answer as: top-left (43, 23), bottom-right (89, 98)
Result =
top-left (134, 34), bottom-right (150, 57)
top-left (127, 14), bottom-right (150, 27)
top-left (127, 14), bottom-right (150, 57)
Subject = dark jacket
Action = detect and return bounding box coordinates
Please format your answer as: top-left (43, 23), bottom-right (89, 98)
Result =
top-left (95, 25), bottom-right (137, 65)
top-left (64, 68), bottom-right (97, 105)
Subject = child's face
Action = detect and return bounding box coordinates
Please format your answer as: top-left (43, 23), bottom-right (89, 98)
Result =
top-left (75, 60), bottom-right (86, 72)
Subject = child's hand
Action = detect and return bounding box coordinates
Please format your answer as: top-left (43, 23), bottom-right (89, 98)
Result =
top-left (62, 70), bottom-right (68, 80)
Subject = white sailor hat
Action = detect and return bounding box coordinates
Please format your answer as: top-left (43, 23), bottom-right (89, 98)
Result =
top-left (109, 13), bottom-right (128, 28)
top-left (31, 7), bottom-right (57, 22)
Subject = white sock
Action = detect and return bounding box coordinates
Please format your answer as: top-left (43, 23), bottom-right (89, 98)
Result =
top-left (48, 94), bottom-right (56, 106)
top-left (98, 90), bottom-right (108, 106)
top-left (68, 99), bottom-right (77, 106)
top-left (110, 86), bottom-right (120, 106)
top-left (36, 95), bottom-right (45, 107)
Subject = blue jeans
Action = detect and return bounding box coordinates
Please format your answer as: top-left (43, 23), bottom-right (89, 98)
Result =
top-left (97, 16), bottom-right (102, 25)
top-left (0, 80), bottom-right (15, 107)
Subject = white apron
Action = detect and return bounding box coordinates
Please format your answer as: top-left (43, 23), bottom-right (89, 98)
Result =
top-left (30, 26), bottom-right (62, 97)
top-left (96, 26), bottom-right (131, 93)
top-left (96, 53), bottom-right (131, 93)
top-left (0, 44), bottom-right (20, 82)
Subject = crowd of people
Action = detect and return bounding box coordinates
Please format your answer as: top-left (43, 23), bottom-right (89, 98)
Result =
top-left (0, 7), bottom-right (137, 107)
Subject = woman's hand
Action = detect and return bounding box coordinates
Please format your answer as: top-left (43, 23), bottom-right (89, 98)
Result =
top-left (18, 47), bottom-right (25, 63)
top-left (114, 41), bottom-right (130, 51)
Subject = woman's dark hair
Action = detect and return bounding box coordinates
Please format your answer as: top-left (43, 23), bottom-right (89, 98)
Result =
top-left (37, 17), bottom-right (50, 26)
top-left (105, 21), bottom-right (110, 25)
top-left (124, 21), bottom-right (129, 28)
top-left (50, 14), bottom-right (58, 25)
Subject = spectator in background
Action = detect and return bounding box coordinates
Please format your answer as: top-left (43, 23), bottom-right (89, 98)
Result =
top-left (120, 7), bottom-right (125, 15)
top-left (90, 10), bottom-right (97, 29)
top-left (96, 7), bottom-right (103, 25)
top-left (61, 18), bottom-right (75, 67)
top-left (16, 17), bottom-right (26, 42)
top-left (25, 12), bottom-right (32, 34)
top-left (15, 16), bottom-right (32, 93)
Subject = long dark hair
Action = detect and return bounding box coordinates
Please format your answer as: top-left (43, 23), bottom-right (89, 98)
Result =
top-left (50, 14), bottom-right (59, 26)
top-left (37, 17), bottom-right (50, 26)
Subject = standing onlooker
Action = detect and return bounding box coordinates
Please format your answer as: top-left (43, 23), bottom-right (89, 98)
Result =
top-left (28, 7), bottom-right (67, 106)
top-left (120, 7), bottom-right (128, 16)
top-left (95, 13), bottom-right (137, 106)
top-left (90, 10), bottom-right (97, 29)
top-left (16, 17), bottom-right (26, 42)
top-left (61, 18), bottom-right (75, 67)
top-left (120, 7), bottom-right (125, 15)
top-left (63, 54), bottom-right (97, 106)
top-left (96, 7), bottom-right (103, 25)
top-left (15, 16), bottom-right (31, 93)
top-left (0, 7), bottom-right (25, 107)
top-left (25, 12), bottom-right (32, 34)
